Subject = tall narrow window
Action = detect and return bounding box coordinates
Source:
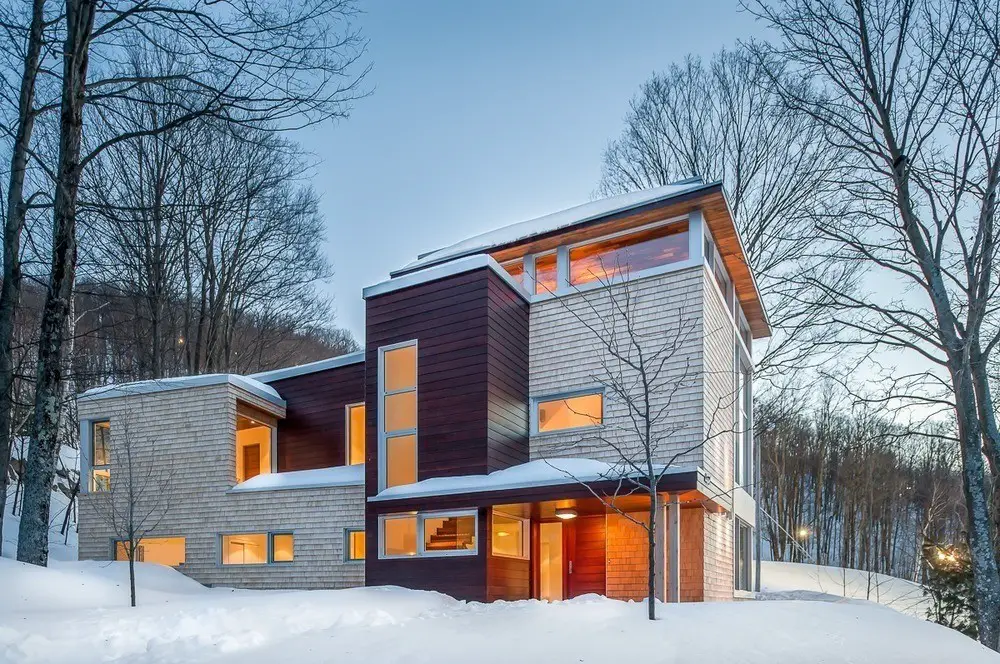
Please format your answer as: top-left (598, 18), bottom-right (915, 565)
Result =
top-left (91, 421), bottom-right (111, 492)
top-left (734, 357), bottom-right (753, 489)
top-left (735, 520), bottom-right (752, 591)
top-left (346, 529), bottom-right (366, 561)
top-left (346, 403), bottom-right (366, 465)
top-left (236, 407), bottom-right (274, 483)
top-left (380, 342), bottom-right (418, 490)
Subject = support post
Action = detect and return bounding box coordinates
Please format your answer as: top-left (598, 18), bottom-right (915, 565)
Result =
top-left (668, 494), bottom-right (681, 603)
top-left (654, 494), bottom-right (666, 601)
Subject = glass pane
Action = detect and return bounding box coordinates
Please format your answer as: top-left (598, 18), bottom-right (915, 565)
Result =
top-left (537, 393), bottom-right (603, 432)
top-left (91, 469), bottom-right (111, 492)
top-left (236, 415), bottom-right (272, 483)
top-left (348, 530), bottom-right (366, 560)
top-left (116, 537), bottom-right (185, 566)
top-left (93, 421), bottom-right (110, 466)
top-left (423, 514), bottom-right (476, 552)
top-left (272, 534), bottom-right (294, 562)
top-left (570, 221), bottom-right (689, 286)
top-left (385, 434), bottom-right (417, 487)
top-left (222, 533), bottom-right (267, 564)
top-left (348, 404), bottom-right (366, 465)
top-left (539, 522), bottom-right (563, 600)
top-left (383, 345), bottom-right (417, 392)
top-left (382, 516), bottom-right (417, 556)
top-left (492, 513), bottom-right (525, 558)
top-left (534, 253), bottom-right (558, 294)
top-left (384, 391), bottom-right (416, 432)
top-left (502, 259), bottom-right (525, 285)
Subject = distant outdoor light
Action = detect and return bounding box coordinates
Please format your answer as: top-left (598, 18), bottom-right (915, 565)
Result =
top-left (177, 336), bottom-right (185, 345)
top-left (555, 508), bottom-right (578, 520)
top-left (797, 527), bottom-right (810, 539)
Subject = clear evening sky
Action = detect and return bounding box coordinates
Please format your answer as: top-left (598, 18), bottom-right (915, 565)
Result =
top-left (302, 1), bottom-right (762, 343)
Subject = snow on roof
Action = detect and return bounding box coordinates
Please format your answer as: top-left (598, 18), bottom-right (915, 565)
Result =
top-left (228, 464), bottom-right (365, 493)
top-left (369, 458), bottom-right (696, 502)
top-left (363, 254), bottom-right (527, 302)
top-left (249, 350), bottom-right (365, 384)
top-left (78, 374), bottom-right (285, 409)
top-left (393, 177), bottom-right (715, 276)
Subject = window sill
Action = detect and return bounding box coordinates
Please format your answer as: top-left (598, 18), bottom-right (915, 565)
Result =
top-left (530, 424), bottom-right (604, 438)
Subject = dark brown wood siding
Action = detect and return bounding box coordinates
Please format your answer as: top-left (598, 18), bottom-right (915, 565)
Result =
top-left (364, 267), bottom-right (529, 598)
top-left (267, 361), bottom-right (365, 472)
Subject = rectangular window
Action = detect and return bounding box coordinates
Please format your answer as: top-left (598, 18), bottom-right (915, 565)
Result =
top-left (501, 259), bottom-right (525, 286)
top-left (569, 221), bottom-right (689, 286)
top-left (236, 407), bottom-right (274, 483)
top-left (533, 252), bottom-right (558, 294)
top-left (379, 510), bottom-right (478, 558)
top-left (115, 537), bottom-right (185, 566)
top-left (735, 520), bottom-right (752, 591)
top-left (91, 421), bottom-right (111, 492)
top-left (346, 529), bottom-right (366, 561)
top-left (346, 403), bottom-right (366, 465)
top-left (735, 358), bottom-right (753, 489)
top-left (379, 342), bottom-right (418, 490)
top-left (222, 533), bottom-right (268, 565)
top-left (492, 511), bottom-right (529, 559)
top-left (535, 392), bottom-right (603, 433)
top-left (271, 533), bottom-right (294, 562)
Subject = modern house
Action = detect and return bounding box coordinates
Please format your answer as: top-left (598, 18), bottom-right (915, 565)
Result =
top-left (77, 177), bottom-right (768, 602)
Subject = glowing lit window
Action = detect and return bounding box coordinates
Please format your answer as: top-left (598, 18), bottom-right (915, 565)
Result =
top-left (570, 221), bottom-right (689, 286)
top-left (222, 533), bottom-right (267, 565)
top-left (115, 537), bottom-right (185, 566)
top-left (423, 514), bottom-right (476, 553)
top-left (379, 511), bottom-right (479, 558)
top-left (91, 421), bottom-right (111, 492)
top-left (271, 533), bottom-right (294, 562)
top-left (502, 259), bottom-right (525, 286)
top-left (534, 252), bottom-right (558, 294)
top-left (381, 515), bottom-right (418, 557)
top-left (380, 341), bottom-right (418, 490)
top-left (536, 392), bottom-right (603, 433)
top-left (346, 529), bottom-right (366, 561)
top-left (346, 403), bottom-right (366, 465)
top-left (236, 407), bottom-right (274, 483)
top-left (492, 511), bottom-right (529, 559)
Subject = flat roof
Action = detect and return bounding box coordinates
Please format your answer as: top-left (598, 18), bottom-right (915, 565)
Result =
top-left (78, 374), bottom-right (286, 409)
top-left (249, 350), bottom-right (365, 383)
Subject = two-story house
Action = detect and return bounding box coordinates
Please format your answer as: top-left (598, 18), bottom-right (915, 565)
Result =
top-left (77, 177), bottom-right (768, 602)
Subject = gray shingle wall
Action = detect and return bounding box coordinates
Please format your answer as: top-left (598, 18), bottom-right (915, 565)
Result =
top-left (77, 383), bottom-right (364, 590)
top-left (702, 272), bottom-right (738, 488)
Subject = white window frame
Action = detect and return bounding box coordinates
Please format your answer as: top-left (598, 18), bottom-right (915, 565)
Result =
top-left (530, 249), bottom-right (559, 296)
top-left (734, 519), bottom-right (753, 591)
top-left (345, 402), bottom-right (366, 466)
top-left (565, 216), bottom-right (692, 288)
top-left (344, 527), bottom-right (366, 562)
top-left (734, 350), bottom-right (753, 490)
top-left (377, 339), bottom-right (418, 491)
top-left (378, 509), bottom-right (480, 559)
top-left (530, 387), bottom-right (605, 436)
top-left (491, 510), bottom-right (530, 560)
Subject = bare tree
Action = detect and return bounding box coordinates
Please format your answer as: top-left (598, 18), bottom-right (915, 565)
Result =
top-left (88, 401), bottom-right (172, 607)
top-left (18, 0), bottom-right (368, 566)
top-left (536, 260), bottom-right (737, 620)
top-left (747, 0), bottom-right (1000, 648)
top-left (598, 47), bottom-right (849, 384)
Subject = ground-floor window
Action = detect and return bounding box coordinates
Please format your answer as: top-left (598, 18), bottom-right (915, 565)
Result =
top-left (115, 536), bottom-right (186, 566)
top-left (734, 519), bottom-right (752, 591)
top-left (346, 528), bottom-right (366, 561)
top-left (492, 511), bottom-right (529, 559)
top-left (221, 532), bottom-right (295, 565)
top-left (379, 510), bottom-right (478, 559)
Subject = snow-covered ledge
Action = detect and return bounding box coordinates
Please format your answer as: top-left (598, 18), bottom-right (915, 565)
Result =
top-left (368, 458), bottom-right (699, 502)
top-left (227, 465), bottom-right (364, 493)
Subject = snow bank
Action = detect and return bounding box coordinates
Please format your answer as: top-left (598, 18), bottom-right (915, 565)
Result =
top-left (2, 487), bottom-right (77, 562)
top-left (228, 465), bottom-right (364, 493)
top-left (1, 560), bottom-right (994, 663)
top-left (760, 560), bottom-right (930, 618)
top-left (373, 457), bottom-right (692, 501)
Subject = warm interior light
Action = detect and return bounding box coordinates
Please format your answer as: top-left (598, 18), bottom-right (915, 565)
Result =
top-left (555, 508), bottom-right (578, 520)
top-left (496, 530), bottom-right (510, 537)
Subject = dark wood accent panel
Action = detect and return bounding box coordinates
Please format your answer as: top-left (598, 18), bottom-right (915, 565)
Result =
top-left (567, 516), bottom-right (606, 597)
top-left (486, 270), bottom-right (530, 473)
top-left (268, 361), bottom-right (365, 472)
top-left (364, 507), bottom-right (489, 602)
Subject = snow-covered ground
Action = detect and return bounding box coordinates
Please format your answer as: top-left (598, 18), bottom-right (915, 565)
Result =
top-left (1, 558), bottom-right (996, 664)
top-left (1, 487), bottom-right (78, 562)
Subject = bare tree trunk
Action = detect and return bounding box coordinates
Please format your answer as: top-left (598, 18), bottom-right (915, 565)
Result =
top-left (0, 0), bottom-right (46, 551)
top-left (18, 0), bottom-right (97, 566)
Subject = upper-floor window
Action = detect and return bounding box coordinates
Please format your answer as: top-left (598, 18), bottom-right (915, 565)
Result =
top-left (534, 391), bottom-right (603, 434)
top-left (90, 421), bottom-right (111, 492)
top-left (569, 220), bottom-right (689, 286)
top-left (502, 259), bottom-right (525, 286)
top-left (346, 403), bottom-right (366, 465)
top-left (735, 357), bottom-right (753, 489)
top-left (236, 408), bottom-right (274, 483)
top-left (379, 341), bottom-right (418, 490)
top-left (534, 252), bottom-right (558, 294)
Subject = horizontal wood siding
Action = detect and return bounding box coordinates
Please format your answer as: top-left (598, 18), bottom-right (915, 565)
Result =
top-left (486, 270), bottom-right (530, 472)
top-left (269, 362), bottom-right (365, 472)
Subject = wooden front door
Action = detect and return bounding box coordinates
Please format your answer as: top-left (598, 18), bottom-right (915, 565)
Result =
top-left (565, 515), bottom-right (606, 598)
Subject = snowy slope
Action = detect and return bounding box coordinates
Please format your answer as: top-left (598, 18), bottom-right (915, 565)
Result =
top-left (1, 487), bottom-right (78, 562)
top-left (1, 560), bottom-right (995, 664)
top-left (760, 560), bottom-right (929, 618)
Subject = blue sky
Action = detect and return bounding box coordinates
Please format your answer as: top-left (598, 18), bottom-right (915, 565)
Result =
top-left (303, 1), bottom-right (763, 342)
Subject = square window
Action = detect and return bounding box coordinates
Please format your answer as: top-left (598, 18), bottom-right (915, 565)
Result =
top-left (383, 391), bottom-right (416, 432)
top-left (423, 514), bottom-right (476, 553)
top-left (383, 345), bottom-right (417, 392)
top-left (381, 516), bottom-right (418, 557)
top-left (385, 435), bottom-right (417, 488)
